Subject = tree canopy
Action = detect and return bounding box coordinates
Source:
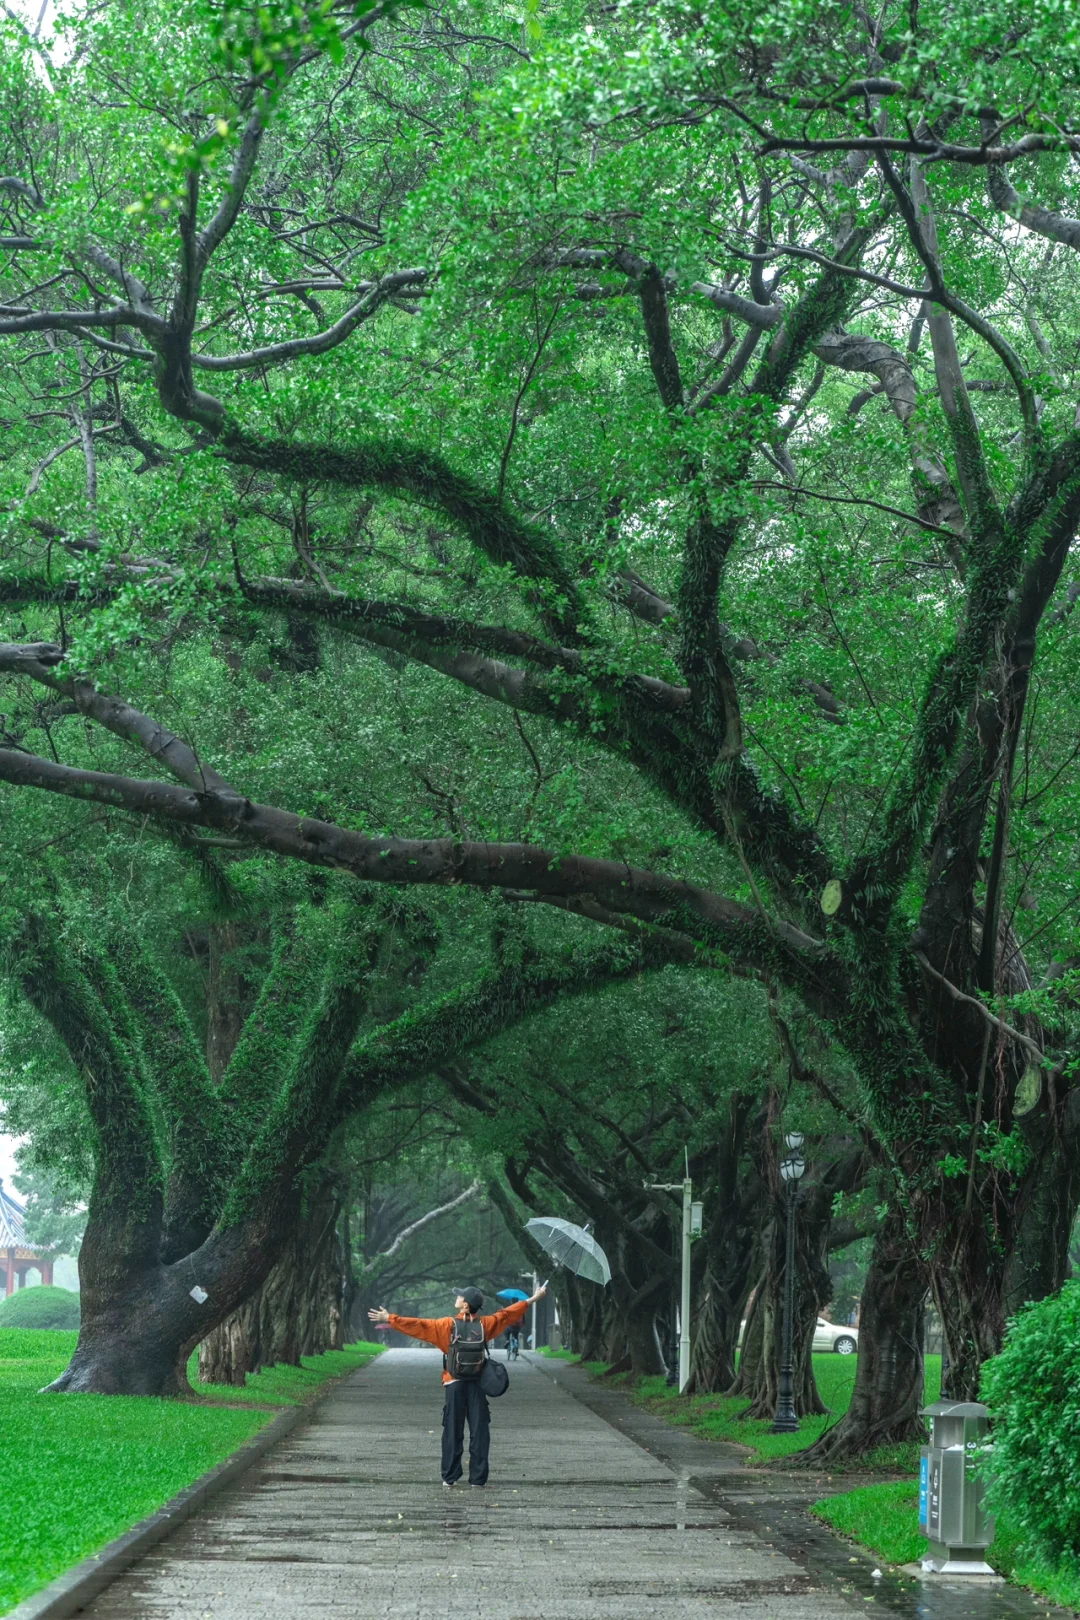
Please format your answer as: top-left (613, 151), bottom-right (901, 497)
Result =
top-left (1, 0), bottom-right (1079, 1418)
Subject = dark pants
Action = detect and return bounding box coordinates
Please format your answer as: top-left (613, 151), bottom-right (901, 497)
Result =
top-left (441, 1378), bottom-right (490, 1484)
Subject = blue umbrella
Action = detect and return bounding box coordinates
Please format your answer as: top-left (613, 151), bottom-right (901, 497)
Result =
top-left (496, 1287), bottom-right (529, 1301)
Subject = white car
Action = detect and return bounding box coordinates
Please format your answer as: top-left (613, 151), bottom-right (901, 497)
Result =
top-left (814, 1317), bottom-right (858, 1354)
top-left (737, 1316), bottom-right (858, 1354)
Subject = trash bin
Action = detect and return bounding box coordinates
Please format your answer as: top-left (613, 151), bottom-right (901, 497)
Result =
top-left (919, 1401), bottom-right (995, 1575)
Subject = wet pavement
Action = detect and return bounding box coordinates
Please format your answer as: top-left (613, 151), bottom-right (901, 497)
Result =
top-left (80, 1349), bottom-right (1066, 1619)
top-left (548, 1361), bottom-right (1062, 1620)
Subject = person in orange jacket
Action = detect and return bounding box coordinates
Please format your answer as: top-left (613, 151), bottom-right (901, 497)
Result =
top-left (369, 1283), bottom-right (547, 1487)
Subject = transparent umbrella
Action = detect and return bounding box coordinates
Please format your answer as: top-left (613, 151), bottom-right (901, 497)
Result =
top-left (524, 1217), bottom-right (611, 1286)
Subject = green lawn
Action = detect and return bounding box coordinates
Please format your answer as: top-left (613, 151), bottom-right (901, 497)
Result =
top-left (635, 1354), bottom-right (942, 1470)
top-left (0, 1329), bottom-right (382, 1615)
top-left (541, 1347), bottom-right (942, 1472)
top-left (188, 1344), bottom-right (384, 1406)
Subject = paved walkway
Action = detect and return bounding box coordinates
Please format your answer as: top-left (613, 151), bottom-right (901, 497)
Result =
top-left (83, 1351), bottom-right (1053, 1620)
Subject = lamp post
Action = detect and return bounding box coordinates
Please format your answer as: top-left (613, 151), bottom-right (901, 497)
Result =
top-left (521, 1271), bottom-right (538, 1349)
top-left (771, 1132), bottom-right (806, 1434)
top-left (645, 1166), bottom-right (701, 1393)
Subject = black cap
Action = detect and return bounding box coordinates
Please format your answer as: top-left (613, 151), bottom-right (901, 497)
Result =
top-left (459, 1287), bottom-right (484, 1314)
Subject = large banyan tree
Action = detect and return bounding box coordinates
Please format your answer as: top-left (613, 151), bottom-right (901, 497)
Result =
top-left (2, 0), bottom-right (1080, 1440)
top-left (4, 861), bottom-right (673, 1395)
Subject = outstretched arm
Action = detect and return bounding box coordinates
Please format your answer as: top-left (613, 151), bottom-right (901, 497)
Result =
top-left (481, 1287), bottom-right (547, 1342)
top-left (368, 1309), bottom-right (452, 1351)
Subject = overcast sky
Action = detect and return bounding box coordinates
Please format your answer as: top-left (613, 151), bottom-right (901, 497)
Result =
top-left (0, 1135), bottom-right (25, 1185)
top-left (9, 0), bottom-right (55, 35)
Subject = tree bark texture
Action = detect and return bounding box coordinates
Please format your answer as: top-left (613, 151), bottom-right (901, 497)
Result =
top-left (736, 1141), bottom-right (867, 1420)
top-left (204, 922), bottom-right (253, 1084)
top-left (199, 1180), bottom-right (343, 1384)
top-left (793, 1209), bottom-right (928, 1464)
top-left (728, 1277), bottom-right (764, 1399)
top-left (736, 1216), bottom-right (827, 1420)
top-left (687, 1091), bottom-right (765, 1395)
top-left (573, 1280), bottom-right (606, 1362)
top-left (602, 1294), bottom-right (628, 1367)
top-left (608, 1260), bottom-right (668, 1378)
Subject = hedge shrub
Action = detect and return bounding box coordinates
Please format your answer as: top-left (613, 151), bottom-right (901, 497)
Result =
top-left (981, 1279), bottom-right (1080, 1570)
top-left (0, 1285), bottom-right (81, 1330)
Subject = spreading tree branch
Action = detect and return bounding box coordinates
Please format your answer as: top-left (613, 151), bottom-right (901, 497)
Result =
top-left (362, 1180), bottom-right (480, 1270)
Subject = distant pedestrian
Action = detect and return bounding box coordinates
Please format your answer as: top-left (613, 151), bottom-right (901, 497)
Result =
top-left (368, 1283), bottom-right (546, 1487)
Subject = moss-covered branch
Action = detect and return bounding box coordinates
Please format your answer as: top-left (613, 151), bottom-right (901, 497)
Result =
top-left (219, 912), bottom-right (381, 1228)
top-left (215, 913), bottom-right (323, 1159)
top-left (0, 743), bottom-right (834, 970)
top-left (14, 917), bottom-right (165, 1267)
top-left (107, 934), bottom-right (232, 1256)
top-left (333, 930), bottom-right (689, 1132)
top-left (220, 430), bottom-right (582, 641)
top-left (846, 432), bottom-right (1080, 922)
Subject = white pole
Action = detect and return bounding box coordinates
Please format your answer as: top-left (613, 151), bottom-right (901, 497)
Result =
top-left (679, 1177), bottom-right (692, 1393)
top-left (531, 1270), bottom-right (538, 1351)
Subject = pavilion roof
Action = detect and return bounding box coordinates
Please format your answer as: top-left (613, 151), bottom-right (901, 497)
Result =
top-left (0, 1179), bottom-right (37, 1253)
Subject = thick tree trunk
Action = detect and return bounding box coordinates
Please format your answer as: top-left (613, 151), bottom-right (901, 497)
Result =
top-left (727, 1276), bottom-right (763, 1397)
top-left (736, 1140), bottom-right (867, 1419)
top-left (198, 1296), bottom-right (259, 1385)
top-left (929, 1215), bottom-right (1005, 1401)
top-left (549, 1274), bottom-right (574, 1351)
top-left (688, 1090), bottom-right (766, 1394)
top-left (49, 1290), bottom-right (197, 1395)
top-left (575, 1286), bottom-right (606, 1361)
top-left (911, 918), bottom-right (1079, 1395)
top-left (1005, 1088), bottom-right (1080, 1317)
top-left (739, 1276), bottom-right (825, 1419)
top-left (731, 1217), bottom-right (825, 1419)
top-left (687, 1267), bottom-right (743, 1394)
top-left (619, 1283), bottom-right (668, 1378)
top-left (734, 1210), bottom-right (826, 1420)
top-left (792, 1210), bottom-right (928, 1464)
top-left (44, 1170), bottom-right (216, 1395)
top-left (688, 1205), bottom-right (761, 1393)
top-left (49, 1209), bottom-right (290, 1397)
top-left (921, 1051), bottom-right (1063, 1399)
top-left (339, 1206), bottom-right (359, 1345)
top-left (198, 1247), bottom-right (300, 1385)
top-left (300, 1201), bottom-right (344, 1356)
top-left (601, 1294), bottom-right (626, 1365)
top-left (329, 1255), bottom-right (346, 1352)
top-left (889, 1084), bottom-right (1080, 1400)
top-left (559, 1272), bottom-right (603, 1359)
top-left (199, 1181), bottom-right (342, 1384)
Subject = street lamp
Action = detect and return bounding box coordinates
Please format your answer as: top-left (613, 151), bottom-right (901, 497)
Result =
top-left (771, 1132), bottom-right (806, 1434)
top-left (644, 1163), bottom-right (701, 1393)
top-left (521, 1271), bottom-right (538, 1349)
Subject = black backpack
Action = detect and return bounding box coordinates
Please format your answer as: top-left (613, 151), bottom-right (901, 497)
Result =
top-left (446, 1317), bottom-right (487, 1380)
